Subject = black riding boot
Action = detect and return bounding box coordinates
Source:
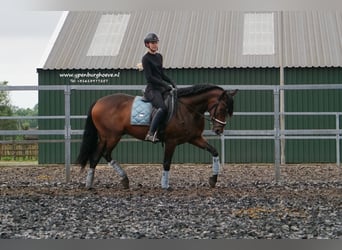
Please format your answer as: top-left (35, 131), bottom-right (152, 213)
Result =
top-left (145, 108), bottom-right (166, 143)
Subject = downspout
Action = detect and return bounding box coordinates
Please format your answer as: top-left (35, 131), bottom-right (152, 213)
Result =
top-left (279, 11), bottom-right (286, 164)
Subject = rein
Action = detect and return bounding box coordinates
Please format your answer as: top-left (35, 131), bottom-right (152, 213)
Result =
top-left (178, 99), bottom-right (212, 123)
top-left (178, 97), bottom-right (227, 126)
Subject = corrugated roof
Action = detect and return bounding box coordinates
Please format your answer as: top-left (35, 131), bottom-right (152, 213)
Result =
top-left (42, 10), bottom-right (342, 69)
top-left (282, 11), bottom-right (342, 67)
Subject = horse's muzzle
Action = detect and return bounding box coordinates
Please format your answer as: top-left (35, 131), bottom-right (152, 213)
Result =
top-left (213, 127), bottom-right (224, 135)
top-left (211, 117), bottom-right (226, 135)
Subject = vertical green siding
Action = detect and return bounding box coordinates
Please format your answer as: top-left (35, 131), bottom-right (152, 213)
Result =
top-left (38, 71), bottom-right (65, 163)
top-left (38, 67), bottom-right (279, 164)
top-left (285, 67), bottom-right (342, 163)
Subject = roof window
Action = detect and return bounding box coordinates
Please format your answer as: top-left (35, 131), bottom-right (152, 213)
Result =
top-left (87, 14), bottom-right (130, 56)
top-left (243, 12), bottom-right (275, 55)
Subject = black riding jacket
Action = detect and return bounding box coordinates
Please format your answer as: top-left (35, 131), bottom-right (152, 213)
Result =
top-left (142, 52), bottom-right (175, 93)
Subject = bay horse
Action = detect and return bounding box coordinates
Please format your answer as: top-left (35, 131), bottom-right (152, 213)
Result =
top-left (76, 84), bottom-right (237, 190)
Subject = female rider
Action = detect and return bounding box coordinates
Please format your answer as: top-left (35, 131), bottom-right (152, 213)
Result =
top-left (142, 33), bottom-right (176, 143)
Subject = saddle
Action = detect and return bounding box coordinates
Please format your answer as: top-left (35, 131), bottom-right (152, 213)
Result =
top-left (130, 89), bottom-right (177, 127)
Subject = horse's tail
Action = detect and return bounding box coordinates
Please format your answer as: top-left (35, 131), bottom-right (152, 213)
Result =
top-left (76, 102), bottom-right (98, 169)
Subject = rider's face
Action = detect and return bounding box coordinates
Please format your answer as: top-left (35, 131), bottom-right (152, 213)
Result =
top-left (147, 41), bottom-right (158, 53)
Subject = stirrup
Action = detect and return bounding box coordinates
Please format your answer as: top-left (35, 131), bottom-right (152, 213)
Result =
top-left (145, 132), bottom-right (159, 143)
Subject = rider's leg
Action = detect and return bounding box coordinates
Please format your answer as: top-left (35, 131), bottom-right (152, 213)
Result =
top-left (145, 108), bottom-right (166, 142)
top-left (145, 91), bottom-right (167, 143)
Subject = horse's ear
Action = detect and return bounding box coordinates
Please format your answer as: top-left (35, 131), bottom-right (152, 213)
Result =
top-left (228, 89), bottom-right (238, 97)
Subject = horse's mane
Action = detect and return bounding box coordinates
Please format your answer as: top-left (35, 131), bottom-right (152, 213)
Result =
top-left (177, 84), bottom-right (223, 98)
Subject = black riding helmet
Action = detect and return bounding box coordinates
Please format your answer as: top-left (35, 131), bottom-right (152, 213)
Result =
top-left (144, 33), bottom-right (159, 46)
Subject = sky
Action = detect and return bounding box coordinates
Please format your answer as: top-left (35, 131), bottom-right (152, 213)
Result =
top-left (0, 11), bottom-right (62, 108)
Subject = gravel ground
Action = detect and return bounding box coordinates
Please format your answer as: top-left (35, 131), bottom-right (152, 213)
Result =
top-left (0, 163), bottom-right (341, 239)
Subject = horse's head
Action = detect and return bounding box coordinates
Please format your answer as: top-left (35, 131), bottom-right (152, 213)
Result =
top-left (209, 89), bottom-right (238, 135)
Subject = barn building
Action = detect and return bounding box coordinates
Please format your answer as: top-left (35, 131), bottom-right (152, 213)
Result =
top-left (38, 10), bottom-right (342, 164)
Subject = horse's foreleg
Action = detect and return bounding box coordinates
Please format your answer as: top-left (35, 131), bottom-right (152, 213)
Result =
top-left (190, 137), bottom-right (220, 188)
top-left (206, 142), bottom-right (220, 187)
top-left (162, 143), bottom-right (176, 190)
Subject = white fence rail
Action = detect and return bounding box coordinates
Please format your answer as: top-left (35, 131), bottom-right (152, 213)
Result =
top-left (1, 84), bottom-right (341, 183)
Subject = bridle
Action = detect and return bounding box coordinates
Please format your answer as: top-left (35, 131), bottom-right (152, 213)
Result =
top-left (207, 99), bottom-right (228, 127)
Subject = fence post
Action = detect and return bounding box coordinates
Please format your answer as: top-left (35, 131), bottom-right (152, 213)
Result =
top-left (273, 87), bottom-right (281, 182)
top-left (220, 134), bottom-right (225, 167)
top-left (64, 85), bottom-right (71, 182)
top-left (336, 114), bottom-right (340, 168)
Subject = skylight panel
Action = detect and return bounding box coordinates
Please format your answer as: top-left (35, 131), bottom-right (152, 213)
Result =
top-left (243, 13), bottom-right (275, 55)
top-left (87, 14), bottom-right (130, 56)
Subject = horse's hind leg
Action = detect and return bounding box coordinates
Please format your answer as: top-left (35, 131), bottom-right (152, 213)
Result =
top-left (108, 160), bottom-right (129, 189)
top-left (103, 137), bottom-right (129, 189)
top-left (86, 140), bottom-right (105, 189)
top-left (161, 142), bottom-right (177, 190)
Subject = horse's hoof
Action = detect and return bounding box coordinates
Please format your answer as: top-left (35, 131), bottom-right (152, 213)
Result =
top-left (162, 186), bottom-right (173, 192)
top-left (121, 176), bottom-right (130, 189)
top-left (209, 177), bottom-right (217, 188)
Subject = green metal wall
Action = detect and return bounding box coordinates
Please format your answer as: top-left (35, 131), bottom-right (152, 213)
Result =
top-left (38, 67), bottom-right (342, 164)
top-left (38, 68), bottom-right (279, 164)
top-left (284, 67), bottom-right (342, 163)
